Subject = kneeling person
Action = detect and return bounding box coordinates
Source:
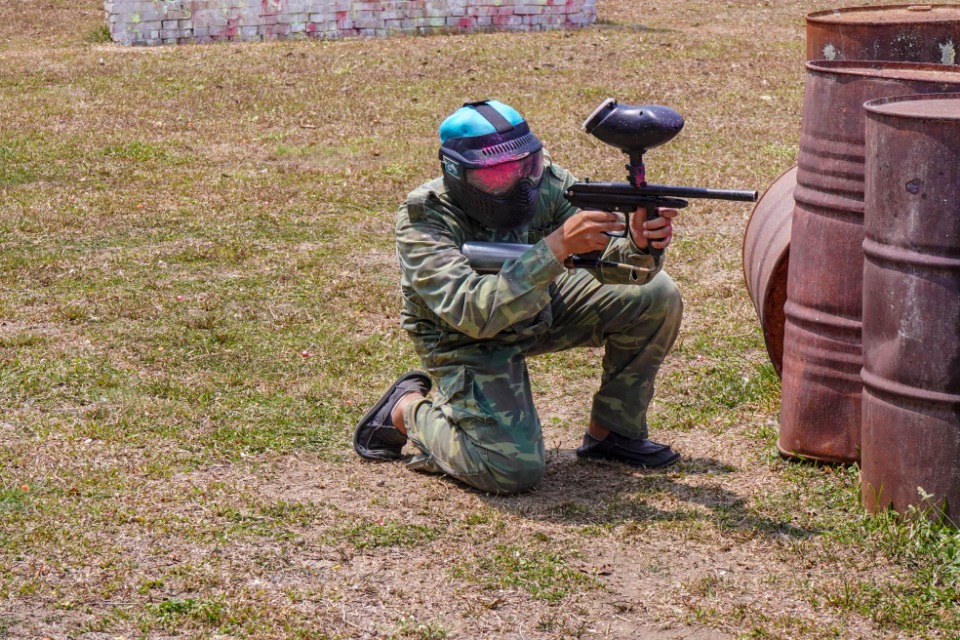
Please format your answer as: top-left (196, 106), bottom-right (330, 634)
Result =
top-left (354, 100), bottom-right (683, 494)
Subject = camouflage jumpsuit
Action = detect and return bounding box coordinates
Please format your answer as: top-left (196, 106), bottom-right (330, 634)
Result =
top-left (397, 156), bottom-right (683, 494)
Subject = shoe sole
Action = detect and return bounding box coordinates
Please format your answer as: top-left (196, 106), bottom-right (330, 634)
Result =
top-left (353, 371), bottom-right (431, 461)
top-left (576, 449), bottom-right (681, 469)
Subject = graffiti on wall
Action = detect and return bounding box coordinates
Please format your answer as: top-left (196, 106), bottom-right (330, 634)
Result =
top-left (106, 0), bottom-right (597, 46)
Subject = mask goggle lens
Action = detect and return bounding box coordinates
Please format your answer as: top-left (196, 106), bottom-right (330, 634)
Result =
top-left (464, 151), bottom-right (544, 196)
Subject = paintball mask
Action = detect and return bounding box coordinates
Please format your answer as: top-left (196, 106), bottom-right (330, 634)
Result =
top-left (439, 100), bottom-right (544, 230)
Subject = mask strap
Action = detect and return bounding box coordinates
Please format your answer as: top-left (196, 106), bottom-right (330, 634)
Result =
top-left (465, 101), bottom-right (515, 134)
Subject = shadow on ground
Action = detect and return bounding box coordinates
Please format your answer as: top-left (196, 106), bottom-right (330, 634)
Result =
top-left (460, 451), bottom-right (819, 540)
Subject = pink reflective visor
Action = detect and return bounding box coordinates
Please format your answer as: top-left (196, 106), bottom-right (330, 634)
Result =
top-left (464, 151), bottom-right (544, 196)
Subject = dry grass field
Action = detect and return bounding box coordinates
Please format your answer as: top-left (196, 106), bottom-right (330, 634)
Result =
top-left (2, 1), bottom-right (960, 638)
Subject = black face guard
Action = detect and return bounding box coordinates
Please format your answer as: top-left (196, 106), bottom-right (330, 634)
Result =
top-left (443, 170), bottom-right (542, 231)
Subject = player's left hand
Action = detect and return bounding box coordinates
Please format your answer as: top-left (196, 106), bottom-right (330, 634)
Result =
top-left (631, 207), bottom-right (678, 251)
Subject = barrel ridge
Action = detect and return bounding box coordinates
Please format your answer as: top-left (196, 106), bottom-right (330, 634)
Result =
top-left (863, 238), bottom-right (960, 269)
top-left (862, 368), bottom-right (960, 409)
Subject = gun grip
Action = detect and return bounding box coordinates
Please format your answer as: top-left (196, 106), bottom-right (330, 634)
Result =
top-left (602, 211), bottom-right (629, 238)
top-left (642, 203), bottom-right (664, 258)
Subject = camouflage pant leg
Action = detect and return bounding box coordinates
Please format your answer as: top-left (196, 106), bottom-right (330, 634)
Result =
top-left (403, 345), bottom-right (544, 495)
top-left (527, 269), bottom-right (684, 440)
top-left (402, 269), bottom-right (682, 494)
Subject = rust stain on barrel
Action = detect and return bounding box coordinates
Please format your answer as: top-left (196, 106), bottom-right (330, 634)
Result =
top-left (779, 61), bottom-right (960, 464)
top-left (807, 4), bottom-right (960, 64)
top-left (862, 94), bottom-right (960, 520)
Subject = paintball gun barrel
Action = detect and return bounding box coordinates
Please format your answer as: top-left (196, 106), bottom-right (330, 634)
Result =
top-left (462, 99), bottom-right (759, 271)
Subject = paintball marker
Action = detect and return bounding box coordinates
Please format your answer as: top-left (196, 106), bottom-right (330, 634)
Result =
top-left (462, 98), bottom-right (759, 271)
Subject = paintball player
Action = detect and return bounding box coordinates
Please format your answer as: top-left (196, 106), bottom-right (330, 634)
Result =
top-left (353, 100), bottom-right (683, 494)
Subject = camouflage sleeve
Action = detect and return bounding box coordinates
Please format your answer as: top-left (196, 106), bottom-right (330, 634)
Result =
top-left (544, 160), bottom-right (581, 227)
top-left (596, 233), bottom-right (663, 286)
top-left (397, 207), bottom-right (566, 339)
top-left (546, 162), bottom-right (663, 286)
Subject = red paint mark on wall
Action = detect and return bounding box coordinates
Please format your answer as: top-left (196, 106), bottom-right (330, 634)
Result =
top-left (224, 16), bottom-right (240, 38)
top-left (263, 0), bottom-right (288, 16)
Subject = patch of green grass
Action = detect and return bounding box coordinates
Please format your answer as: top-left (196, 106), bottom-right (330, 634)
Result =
top-left (0, 331), bottom-right (48, 349)
top-left (100, 140), bottom-right (178, 165)
top-left (821, 577), bottom-right (956, 633)
top-left (827, 503), bottom-right (960, 632)
top-left (390, 616), bottom-right (448, 640)
top-left (336, 518), bottom-right (439, 550)
top-left (0, 351), bottom-right (126, 407)
top-left (0, 616), bottom-right (18, 636)
top-left (0, 485), bottom-right (30, 516)
top-left (144, 596), bottom-right (227, 630)
top-left (661, 355), bottom-right (780, 431)
top-left (84, 24), bottom-right (112, 44)
top-left (452, 544), bottom-right (598, 604)
top-left (0, 137), bottom-right (46, 186)
top-left (461, 512), bottom-right (492, 527)
top-left (743, 613), bottom-right (843, 640)
top-left (218, 500), bottom-right (326, 540)
top-left (137, 578), bottom-right (164, 595)
top-left (760, 462), bottom-right (960, 635)
top-left (761, 142), bottom-right (797, 164)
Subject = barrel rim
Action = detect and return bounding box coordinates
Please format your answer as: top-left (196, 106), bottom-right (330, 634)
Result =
top-left (741, 163), bottom-right (797, 294)
top-left (807, 4), bottom-right (960, 25)
top-left (864, 92), bottom-right (960, 120)
top-left (805, 59), bottom-right (960, 80)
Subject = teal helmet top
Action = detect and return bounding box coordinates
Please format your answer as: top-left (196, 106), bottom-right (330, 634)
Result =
top-left (439, 100), bottom-right (526, 143)
top-left (438, 100), bottom-right (543, 170)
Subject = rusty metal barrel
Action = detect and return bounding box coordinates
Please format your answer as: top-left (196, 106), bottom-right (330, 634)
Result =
top-left (779, 61), bottom-right (960, 464)
top-left (743, 7), bottom-right (960, 379)
top-left (807, 4), bottom-right (960, 64)
top-left (861, 94), bottom-right (960, 519)
top-left (743, 165), bottom-right (796, 377)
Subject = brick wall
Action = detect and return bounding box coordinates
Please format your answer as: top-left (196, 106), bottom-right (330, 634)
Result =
top-left (105, 0), bottom-right (596, 46)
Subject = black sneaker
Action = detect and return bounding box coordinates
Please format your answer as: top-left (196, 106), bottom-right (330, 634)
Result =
top-left (576, 432), bottom-right (680, 468)
top-left (353, 371), bottom-right (431, 461)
